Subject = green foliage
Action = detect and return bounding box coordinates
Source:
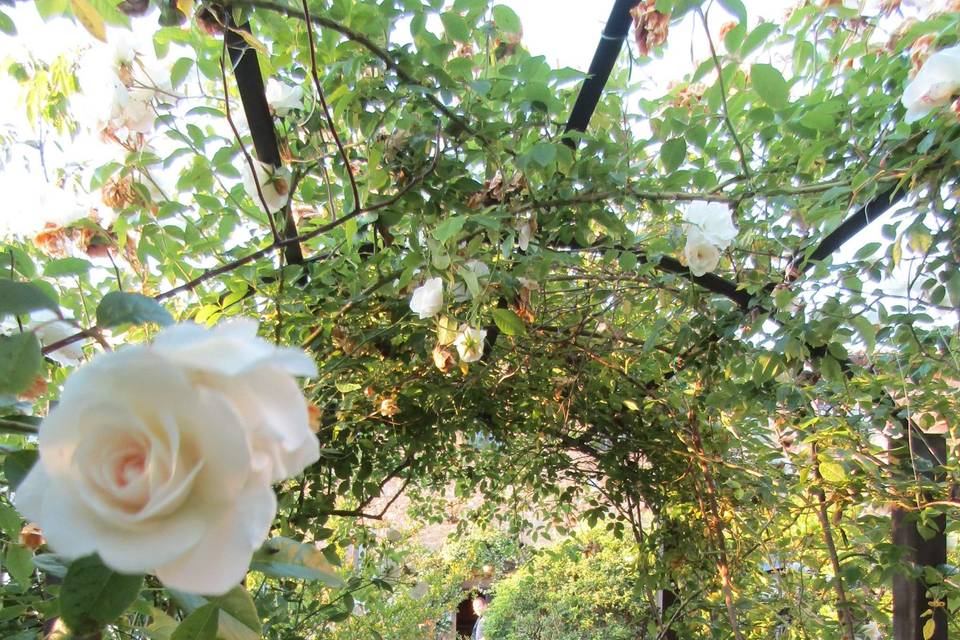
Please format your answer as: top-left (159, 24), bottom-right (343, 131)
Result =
top-left (60, 555), bottom-right (145, 635)
top-left (484, 529), bottom-right (643, 640)
top-left (0, 0), bottom-right (958, 637)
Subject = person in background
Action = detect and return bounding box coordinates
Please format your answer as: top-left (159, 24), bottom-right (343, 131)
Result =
top-left (471, 595), bottom-right (488, 640)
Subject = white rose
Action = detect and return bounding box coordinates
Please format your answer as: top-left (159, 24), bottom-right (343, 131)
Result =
top-left (682, 200), bottom-right (738, 250)
top-left (452, 260), bottom-right (490, 302)
top-left (266, 79), bottom-right (304, 116)
top-left (409, 277), bottom-right (444, 319)
top-left (902, 45), bottom-right (960, 124)
top-left (15, 320), bottom-right (318, 595)
top-left (454, 325), bottom-right (486, 363)
top-left (28, 312), bottom-right (85, 366)
top-left (242, 161), bottom-right (291, 214)
top-left (684, 227), bottom-right (721, 277)
top-left (120, 88), bottom-right (155, 134)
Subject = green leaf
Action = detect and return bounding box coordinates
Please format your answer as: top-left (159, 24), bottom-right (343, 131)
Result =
top-left (0, 332), bottom-right (42, 396)
top-left (440, 11), bottom-right (470, 42)
top-left (819, 460), bottom-right (846, 484)
top-left (61, 555), bottom-right (144, 634)
top-left (44, 257), bottom-right (93, 278)
top-left (336, 382), bottom-right (362, 394)
top-left (251, 537), bottom-right (345, 587)
top-left (4, 544), bottom-right (33, 587)
top-left (491, 308), bottom-right (526, 336)
top-left (0, 10), bottom-right (16, 35)
top-left (171, 603), bottom-right (220, 640)
top-left (213, 586), bottom-right (262, 640)
top-left (0, 279), bottom-right (59, 317)
top-left (3, 449), bottom-right (38, 490)
top-left (742, 22), bottom-right (778, 56)
top-left (96, 291), bottom-right (173, 328)
top-left (717, 0), bottom-right (747, 22)
top-left (660, 138), bottom-right (687, 173)
top-left (751, 63), bottom-right (790, 110)
top-left (492, 4), bottom-right (521, 34)
top-left (0, 501), bottom-right (21, 538)
top-left (433, 216), bottom-right (468, 243)
top-left (170, 57), bottom-right (194, 89)
top-left (529, 142), bottom-right (557, 168)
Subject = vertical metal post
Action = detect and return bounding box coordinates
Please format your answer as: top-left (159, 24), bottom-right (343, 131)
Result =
top-left (891, 432), bottom-right (947, 640)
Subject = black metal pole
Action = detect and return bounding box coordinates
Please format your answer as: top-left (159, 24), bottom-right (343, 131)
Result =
top-left (562, 0), bottom-right (637, 146)
top-left (225, 20), bottom-right (305, 267)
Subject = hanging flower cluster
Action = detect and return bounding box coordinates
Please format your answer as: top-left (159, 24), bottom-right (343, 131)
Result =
top-left (408, 276), bottom-right (489, 366)
top-left (681, 201), bottom-right (738, 277)
top-left (74, 37), bottom-right (161, 143)
top-left (15, 320), bottom-right (319, 595)
top-left (901, 45), bottom-right (960, 123)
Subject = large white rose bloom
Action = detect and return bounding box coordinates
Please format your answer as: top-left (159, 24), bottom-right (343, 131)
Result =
top-left (682, 201), bottom-right (738, 250)
top-left (266, 79), bottom-right (304, 116)
top-left (409, 277), bottom-right (444, 319)
top-left (684, 227), bottom-right (722, 277)
top-left (241, 161), bottom-right (291, 214)
top-left (455, 325), bottom-right (487, 363)
top-left (902, 45), bottom-right (960, 124)
top-left (15, 320), bottom-right (319, 595)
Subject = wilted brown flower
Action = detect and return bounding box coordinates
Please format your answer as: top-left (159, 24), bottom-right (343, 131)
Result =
top-left (307, 404), bottom-right (321, 432)
top-left (432, 343), bottom-right (455, 373)
top-left (379, 397), bottom-right (399, 417)
top-left (19, 523), bottom-right (45, 551)
top-left (718, 21), bottom-right (738, 41)
top-left (631, 0), bottom-right (670, 57)
top-left (33, 223), bottom-right (69, 257)
top-left (910, 34), bottom-right (937, 75)
top-left (331, 326), bottom-right (356, 355)
top-left (101, 175), bottom-right (140, 210)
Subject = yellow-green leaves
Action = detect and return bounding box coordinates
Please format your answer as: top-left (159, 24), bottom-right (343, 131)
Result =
top-left (69, 0), bottom-right (106, 41)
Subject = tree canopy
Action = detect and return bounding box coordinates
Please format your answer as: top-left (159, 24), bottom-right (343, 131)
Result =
top-left (0, 0), bottom-right (959, 638)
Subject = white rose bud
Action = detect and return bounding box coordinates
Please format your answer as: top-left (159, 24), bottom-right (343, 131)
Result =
top-left (242, 160), bottom-right (291, 214)
top-left (455, 325), bottom-right (486, 363)
top-left (409, 277), bottom-right (444, 319)
top-left (684, 227), bottom-right (721, 277)
top-left (902, 45), bottom-right (960, 124)
top-left (15, 319), bottom-right (318, 595)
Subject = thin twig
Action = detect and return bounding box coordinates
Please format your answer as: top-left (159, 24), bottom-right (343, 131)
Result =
top-left (698, 8), bottom-right (751, 180)
top-left (300, 0), bottom-right (361, 211)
